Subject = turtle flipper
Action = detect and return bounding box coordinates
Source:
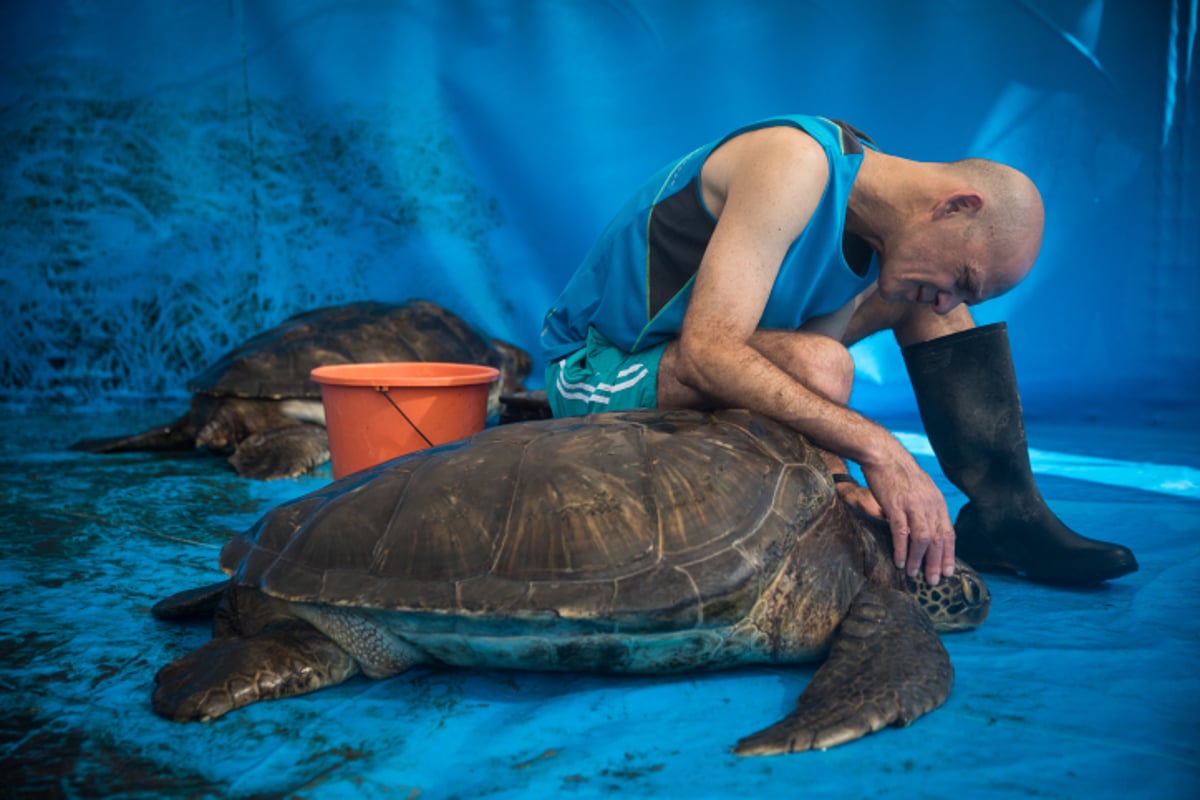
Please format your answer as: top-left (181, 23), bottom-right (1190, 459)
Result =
top-left (499, 389), bottom-right (552, 424)
top-left (152, 618), bottom-right (360, 721)
top-left (69, 413), bottom-right (196, 453)
top-left (228, 423), bottom-right (330, 480)
top-left (734, 583), bottom-right (952, 755)
top-left (151, 580), bottom-right (230, 620)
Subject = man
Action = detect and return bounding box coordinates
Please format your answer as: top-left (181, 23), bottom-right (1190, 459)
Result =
top-left (541, 114), bottom-right (1136, 586)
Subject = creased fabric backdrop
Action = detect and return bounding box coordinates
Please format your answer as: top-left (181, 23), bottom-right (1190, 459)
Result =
top-left (2, 4), bottom-right (1200, 800)
top-left (0, 0), bottom-right (1196, 418)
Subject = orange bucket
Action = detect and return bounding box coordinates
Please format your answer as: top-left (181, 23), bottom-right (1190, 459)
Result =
top-left (310, 362), bottom-right (500, 479)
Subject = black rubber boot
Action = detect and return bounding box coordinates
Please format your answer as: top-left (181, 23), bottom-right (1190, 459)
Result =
top-left (902, 322), bottom-right (1138, 584)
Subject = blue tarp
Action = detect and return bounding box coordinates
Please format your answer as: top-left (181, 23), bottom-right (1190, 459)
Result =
top-left (1, 1), bottom-right (1198, 797)
top-left (2, 407), bottom-right (1198, 797)
top-left (0, 0), bottom-right (1196, 415)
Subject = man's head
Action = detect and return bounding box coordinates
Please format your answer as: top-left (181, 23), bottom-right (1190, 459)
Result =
top-left (876, 158), bottom-right (1044, 315)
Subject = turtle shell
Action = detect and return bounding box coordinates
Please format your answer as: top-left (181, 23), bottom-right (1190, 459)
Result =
top-left (188, 300), bottom-right (510, 400)
top-left (219, 408), bottom-right (835, 633)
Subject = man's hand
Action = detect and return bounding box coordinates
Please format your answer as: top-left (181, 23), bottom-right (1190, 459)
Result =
top-left (858, 439), bottom-right (956, 585)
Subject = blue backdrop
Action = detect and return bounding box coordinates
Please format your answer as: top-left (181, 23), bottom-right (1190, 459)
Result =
top-left (2, 4), bottom-right (1199, 798)
top-left (1, 1), bottom-right (1196, 418)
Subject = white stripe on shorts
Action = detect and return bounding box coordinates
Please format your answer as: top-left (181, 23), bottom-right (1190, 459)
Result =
top-left (554, 363), bottom-right (649, 405)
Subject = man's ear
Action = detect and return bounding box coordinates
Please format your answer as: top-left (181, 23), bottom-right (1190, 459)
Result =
top-left (933, 192), bottom-right (983, 218)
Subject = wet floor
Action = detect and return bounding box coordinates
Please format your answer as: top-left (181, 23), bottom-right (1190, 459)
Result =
top-left (2, 404), bottom-right (1198, 798)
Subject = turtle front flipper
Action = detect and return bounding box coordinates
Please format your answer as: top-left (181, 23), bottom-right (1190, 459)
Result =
top-left (228, 423), bottom-right (330, 480)
top-left (734, 583), bottom-right (952, 755)
top-left (152, 618), bottom-right (360, 721)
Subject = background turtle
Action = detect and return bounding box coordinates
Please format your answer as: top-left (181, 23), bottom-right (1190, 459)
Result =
top-left (151, 408), bottom-right (989, 754)
top-left (71, 299), bottom-right (531, 480)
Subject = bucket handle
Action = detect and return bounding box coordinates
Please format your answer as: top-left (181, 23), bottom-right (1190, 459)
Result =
top-left (376, 387), bottom-right (435, 449)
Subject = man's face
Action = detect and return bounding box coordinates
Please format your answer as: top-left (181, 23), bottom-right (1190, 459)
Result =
top-left (876, 223), bottom-right (1029, 315)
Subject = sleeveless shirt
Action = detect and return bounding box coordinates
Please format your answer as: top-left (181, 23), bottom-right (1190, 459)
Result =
top-left (541, 114), bottom-right (879, 362)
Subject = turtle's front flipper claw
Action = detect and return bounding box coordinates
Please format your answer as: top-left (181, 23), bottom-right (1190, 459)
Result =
top-left (152, 619), bottom-right (358, 721)
top-left (734, 584), bottom-right (952, 756)
top-left (734, 697), bottom-right (893, 755)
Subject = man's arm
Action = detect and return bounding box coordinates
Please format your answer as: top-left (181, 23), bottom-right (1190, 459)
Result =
top-left (669, 126), bottom-right (956, 584)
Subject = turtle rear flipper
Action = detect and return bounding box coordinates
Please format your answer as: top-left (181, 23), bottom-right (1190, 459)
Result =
top-left (69, 414), bottom-right (196, 453)
top-left (734, 584), bottom-right (952, 755)
top-left (499, 389), bottom-right (552, 424)
top-left (152, 618), bottom-right (360, 721)
top-left (151, 581), bottom-right (230, 620)
top-left (228, 424), bottom-right (330, 480)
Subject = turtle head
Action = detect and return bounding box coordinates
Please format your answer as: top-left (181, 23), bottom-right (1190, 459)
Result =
top-left (905, 561), bottom-right (991, 632)
top-left (490, 338), bottom-right (533, 393)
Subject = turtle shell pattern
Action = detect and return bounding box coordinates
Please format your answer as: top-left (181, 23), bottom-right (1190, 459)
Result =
top-left (189, 299), bottom-right (508, 400)
top-left (219, 408), bottom-right (835, 635)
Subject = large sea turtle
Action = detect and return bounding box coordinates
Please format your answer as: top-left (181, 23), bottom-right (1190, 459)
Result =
top-left (151, 408), bottom-right (990, 754)
top-left (71, 300), bottom-right (531, 480)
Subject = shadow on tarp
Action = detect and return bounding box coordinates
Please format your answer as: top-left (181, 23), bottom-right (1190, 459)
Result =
top-left (1, 405), bottom-right (1197, 799)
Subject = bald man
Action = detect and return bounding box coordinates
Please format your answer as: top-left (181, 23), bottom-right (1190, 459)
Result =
top-left (541, 115), bottom-right (1136, 586)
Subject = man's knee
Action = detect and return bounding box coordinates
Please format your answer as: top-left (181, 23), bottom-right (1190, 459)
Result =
top-left (750, 330), bottom-right (854, 405)
top-left (806, 335), bottom-right (855, 404)
top-left (657, 331), bottom-right (855, 409)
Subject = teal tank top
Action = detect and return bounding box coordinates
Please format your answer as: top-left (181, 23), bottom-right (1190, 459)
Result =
top-left (540, 115), bottom-right (880, 362)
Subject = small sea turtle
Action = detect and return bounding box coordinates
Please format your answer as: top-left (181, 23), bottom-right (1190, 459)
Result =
top-left (71, 300), bottom-right (531, 480)
top-left (151, 408), bottom-right (989, 754)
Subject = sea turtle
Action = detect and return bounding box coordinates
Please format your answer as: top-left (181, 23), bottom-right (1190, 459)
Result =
top-left (151, 408), bottom-right (990, 754)
top-left (71, 300), bottom-right (532, 480)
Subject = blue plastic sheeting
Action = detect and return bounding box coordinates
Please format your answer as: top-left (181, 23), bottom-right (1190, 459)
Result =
top-left (0, 0), bottom-right (1197, 418)
top-left (3, 407), bottom-right (1197, 798)
top-left (1, 2), bottom-right (1198, 796)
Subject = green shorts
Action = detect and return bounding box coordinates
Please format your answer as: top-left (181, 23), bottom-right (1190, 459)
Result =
top-left (545, 327), bottom-right (667, 417)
